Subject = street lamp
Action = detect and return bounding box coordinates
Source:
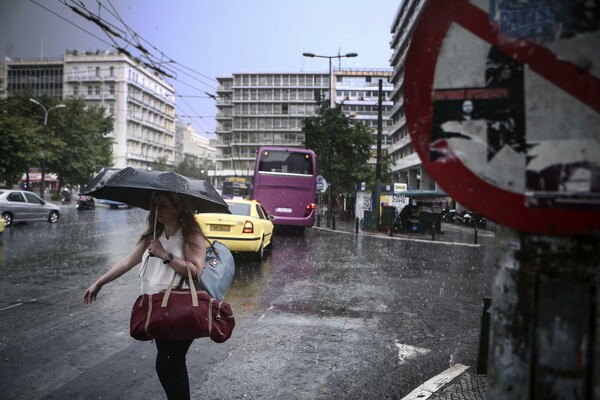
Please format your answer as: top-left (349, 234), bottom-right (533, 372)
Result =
top-left (303, 52), bottom-right (358, 227)
top-left (29, 99), bottom-right (66, 199)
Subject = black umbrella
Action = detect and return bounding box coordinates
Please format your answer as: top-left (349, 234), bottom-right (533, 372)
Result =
top-left (81, 167), bottom-right (229, 214)
top-left (80, 168), bottom-right (120, 194)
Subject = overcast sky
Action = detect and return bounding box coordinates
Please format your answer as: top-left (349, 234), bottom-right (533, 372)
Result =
top-left (0, 0), bottom-right (400, 136)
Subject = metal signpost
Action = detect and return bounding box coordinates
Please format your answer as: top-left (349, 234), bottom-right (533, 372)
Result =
top-left (404, 1), bottom-right (599, 398)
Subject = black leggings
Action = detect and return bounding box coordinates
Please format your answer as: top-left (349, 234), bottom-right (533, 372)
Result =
top-left (155, 339), bottom-right (194, 400)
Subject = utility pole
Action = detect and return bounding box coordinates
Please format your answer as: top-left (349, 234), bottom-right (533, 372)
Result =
top-left (29, 99), bottom-right (65, 199)
top-left (374, 79), bottom-right (383, 228)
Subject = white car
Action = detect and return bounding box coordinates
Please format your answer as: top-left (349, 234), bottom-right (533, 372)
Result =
top-left (0, 190), bottom-right (61, 226)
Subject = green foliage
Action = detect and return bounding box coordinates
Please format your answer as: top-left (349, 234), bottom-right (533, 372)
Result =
top-left (0, 92), bottom-right (114, 189)
top-left (0, 91), bottom-right (42, 186)
top-left (356, 149), bottom-right (393, 191)
top-left (175, 155), bottom-right (214, 179)
top-left (47, 98), bottom-right (114, 189)
top-left (303, 101), bottom-right (376, 194)
top-left (149, 156), bottom-right (171, 172)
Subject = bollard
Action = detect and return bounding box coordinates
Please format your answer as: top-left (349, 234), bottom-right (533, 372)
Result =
top-left (474, 226), bottom-right (478, 244)
top-left (477, 297), bottom-right (491, 374)
top-left (355, 217), bottom-right (359, 234)
top-left (431, 222), bottom-right (436, 241)
top-left (332, 212), bottom-right (336, 230)
top-left (317, 212), bottom-right (320, 227)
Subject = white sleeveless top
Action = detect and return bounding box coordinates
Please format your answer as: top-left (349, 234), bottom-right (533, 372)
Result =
top-left (139, 228), bottom-right (185, 294)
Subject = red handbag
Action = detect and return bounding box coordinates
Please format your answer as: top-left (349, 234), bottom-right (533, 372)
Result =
top-left (130, 263), bottom-right (235, 343)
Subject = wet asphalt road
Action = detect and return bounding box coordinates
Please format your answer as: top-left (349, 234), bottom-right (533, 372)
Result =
top-left (0, 204), bottom-right (495, 400)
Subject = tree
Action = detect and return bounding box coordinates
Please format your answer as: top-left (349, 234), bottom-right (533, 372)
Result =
top-left (303, 101), bottom-right (375, 195)
top-left (149, 156), bottom-right (171, 172)
top-left (46, 98), bottom-right (114, 190)
top-left (175, 155), bottom-right (214, 180)
top-left (0, 91), bottom-right (41, 187)
top-left (355, 146), bottom-right (393, 192)
top-left (176, 155), bottom-right (200, 178)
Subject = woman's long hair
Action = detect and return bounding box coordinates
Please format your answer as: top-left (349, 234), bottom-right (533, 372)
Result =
top-left (138, 192), bottom-right (206, 248)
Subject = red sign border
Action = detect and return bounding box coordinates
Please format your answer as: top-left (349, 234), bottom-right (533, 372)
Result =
top-left (404, 0), bottom-right (600, 234)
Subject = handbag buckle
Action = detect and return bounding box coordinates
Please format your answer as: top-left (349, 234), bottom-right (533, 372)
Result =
top-left (209, 259), bottom-right (219, 268)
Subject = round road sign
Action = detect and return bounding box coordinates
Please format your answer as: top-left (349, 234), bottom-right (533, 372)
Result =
top-left (404, 0), bottom-right (600, 234)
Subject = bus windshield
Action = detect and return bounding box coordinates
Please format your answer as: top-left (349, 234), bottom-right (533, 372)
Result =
top-left (258, 151), bottom-right (314, 175)
top-left (253, 147), bottom-right (317, 229)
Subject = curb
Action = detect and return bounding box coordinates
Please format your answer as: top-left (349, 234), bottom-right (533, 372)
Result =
top-left (401, 364), bottom-right (469, 400)
top-left (311, 225), bottom-right (481, 247)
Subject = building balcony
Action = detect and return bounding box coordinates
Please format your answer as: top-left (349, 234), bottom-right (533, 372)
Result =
top-left (389, 115), bottom-right (407, 136)
top-left (391, 152), bottom-right (422, 172)
top-left (389, 96), bottom-right (405, 118)
top-left (386, 134), bottom-right (412, 155)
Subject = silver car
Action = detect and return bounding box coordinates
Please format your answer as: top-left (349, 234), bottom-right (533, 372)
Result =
top-left (0, 190), bottom-right (61, 227)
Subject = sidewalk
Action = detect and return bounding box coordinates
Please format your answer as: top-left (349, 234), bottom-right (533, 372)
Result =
top-left (314, 216), bottom-right (494, 246)
top-left (402, 365), bottom-right (487, 400)
top-left (312, 218), bottom-right (490, 400)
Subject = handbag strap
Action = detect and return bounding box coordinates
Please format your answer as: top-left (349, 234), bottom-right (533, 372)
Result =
top-left (161, 261), bottom-right (198, 307)
top-left (207, 239), bottom-right (219, 255)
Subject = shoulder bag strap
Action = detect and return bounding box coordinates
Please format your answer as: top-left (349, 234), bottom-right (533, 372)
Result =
top-left (161, 261), bottom-right (198, 307)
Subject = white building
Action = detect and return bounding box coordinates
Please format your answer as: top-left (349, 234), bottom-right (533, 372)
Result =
top-left (389, 1), bottom-right (438, 190)
top-left (3, 50), bottom-right (177, 170)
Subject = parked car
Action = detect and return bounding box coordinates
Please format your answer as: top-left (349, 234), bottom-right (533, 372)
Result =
top-left (0, 190), bottom-right (61, 227)
top-left (0, 214), bottom-right (5, 234)
top-left (195, 198), bottom-right (274, 260)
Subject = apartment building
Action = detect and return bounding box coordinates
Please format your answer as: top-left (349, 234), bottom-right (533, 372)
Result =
top-left (389, 1), bottom-right (438, 190)
top-left (3, 57), bottom-right (64, 99)
top-left (176, 121), bottom-right (216, 169)
top-left (3, 50), bottom-right (177, 169)
top-left (334, 69), bottom-right (393, 162)
top-left (214, 72), bottom-right (329, 183)
top-left (214, 70), bottom-right (393, 187)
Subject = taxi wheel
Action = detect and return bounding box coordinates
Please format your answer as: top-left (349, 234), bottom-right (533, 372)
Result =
top-left (255, 238), bottom-right (265, 261)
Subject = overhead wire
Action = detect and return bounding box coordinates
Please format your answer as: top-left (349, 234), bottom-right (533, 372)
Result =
top-left (55, 0), bottom-right (221, 130)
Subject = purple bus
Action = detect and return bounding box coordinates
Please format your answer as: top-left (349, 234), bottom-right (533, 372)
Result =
top-left (252, 146), bottom-right (317, 228)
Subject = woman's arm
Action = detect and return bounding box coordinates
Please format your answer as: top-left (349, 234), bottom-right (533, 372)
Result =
top-left (83, 240), bottom-right (147, 303)
top-left (148, 231), bottom-right (206, 280)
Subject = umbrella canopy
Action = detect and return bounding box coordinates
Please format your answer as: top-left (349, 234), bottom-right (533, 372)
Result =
top-left (80, 168), bottom-right (120, 194)
top-left (81, 167), bottom-right (230, 214)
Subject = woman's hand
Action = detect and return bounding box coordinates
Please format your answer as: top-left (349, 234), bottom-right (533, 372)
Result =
top-left (84, 282), bottom-right (102, 304)
top-left (147, 239), bottom-right (167, 260)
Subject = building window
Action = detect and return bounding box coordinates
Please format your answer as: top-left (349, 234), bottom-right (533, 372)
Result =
top-left (95, 67), bottom-right (100, 77)
top-left (110, 66), bottom-right (114, 77)
top-left (109, 85), bottom-right (115, 95)
top-left (87, 86), bottom-right (93, 95)
top-left (95, 86), bottom-right (100, 95)
top-left (73, 85), bottom-right (79, 96)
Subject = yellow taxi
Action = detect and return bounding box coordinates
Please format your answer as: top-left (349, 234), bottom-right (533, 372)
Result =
top-left (195, 198), bottom-right (274, 260)
top-left (0, 214), bottom-right (4, 234)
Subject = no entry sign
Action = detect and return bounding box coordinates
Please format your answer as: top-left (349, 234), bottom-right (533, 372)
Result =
top-left (405, 0), bottom-right (600, 234)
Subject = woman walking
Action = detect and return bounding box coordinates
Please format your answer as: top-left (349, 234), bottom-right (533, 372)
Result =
top-left (84, 192), bottom-right (206, 399)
